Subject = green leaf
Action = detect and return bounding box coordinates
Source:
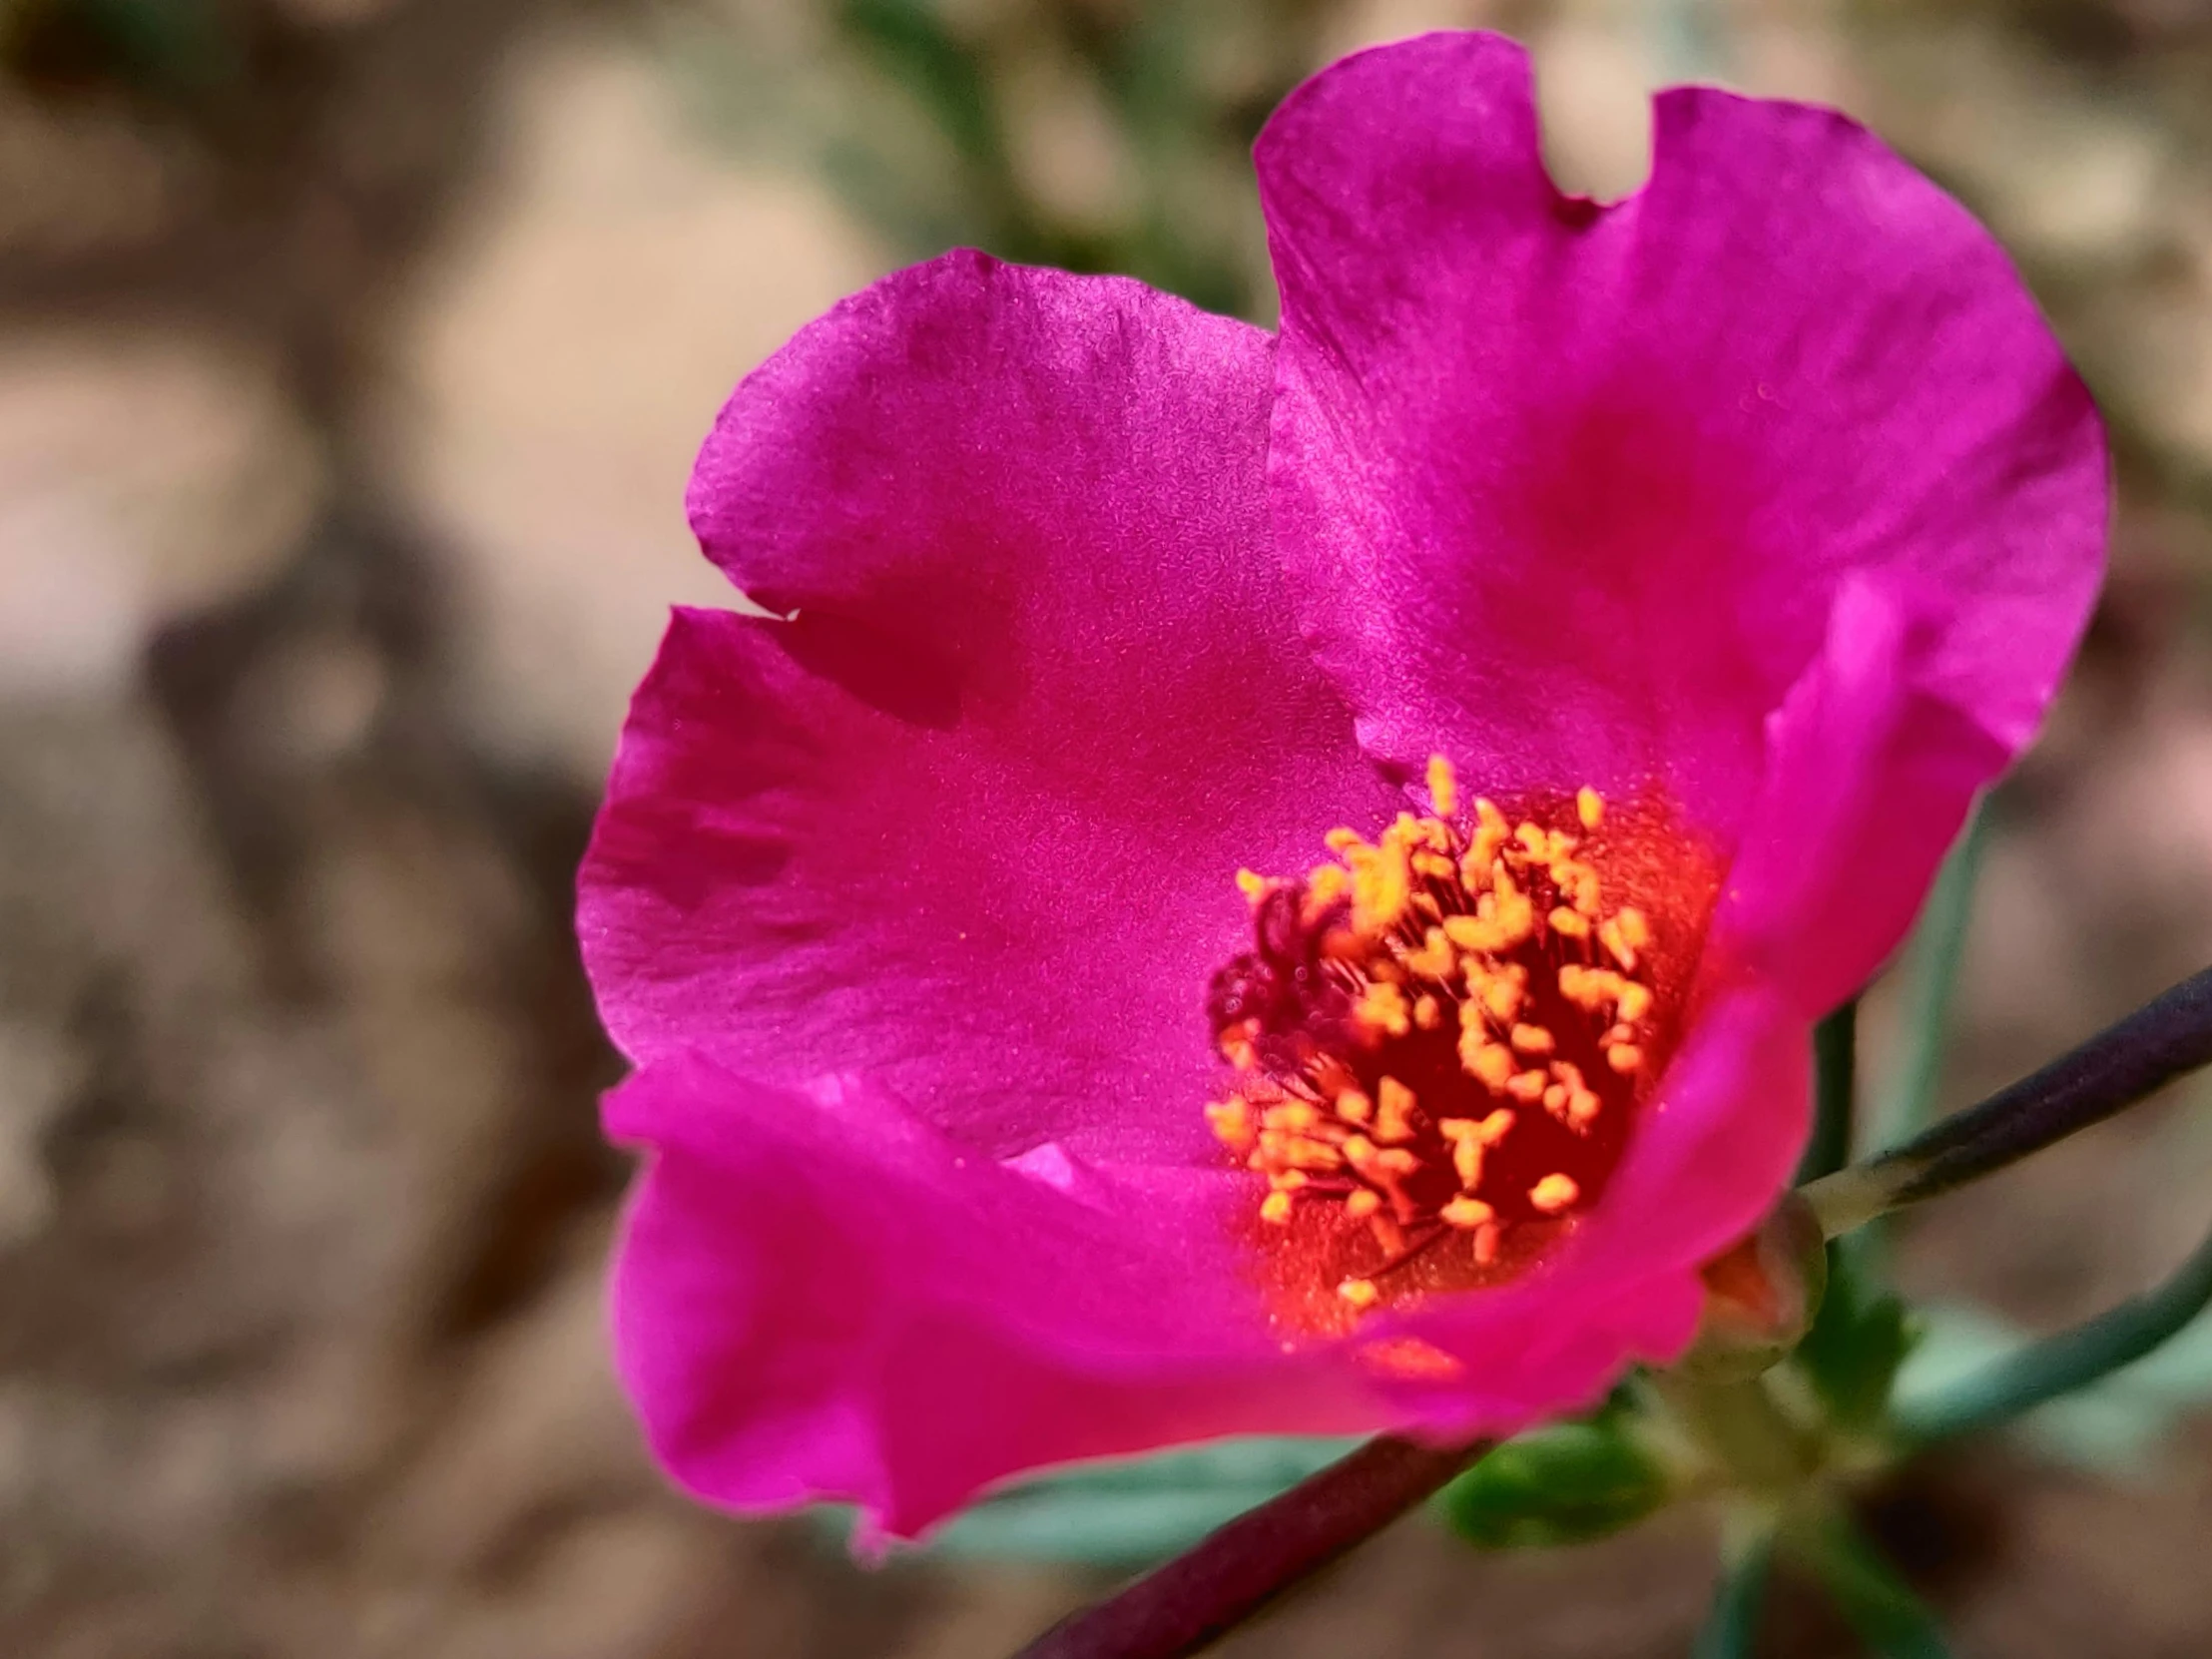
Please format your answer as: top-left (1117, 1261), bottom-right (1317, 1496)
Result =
top-left (844, 1436), bottom-right (1359, 1566)
top-left (1435, 1414), bottom-right (1672, 1549)
top-left (1892, 1302), bottom-right (2212, 1473)
top-left (835, 0), bottom-right (1002, 172)
top-left (1894, 1210), bottom-right (2212, 1452)
top-left (1794, 1244), bottom-right (1915, 1430)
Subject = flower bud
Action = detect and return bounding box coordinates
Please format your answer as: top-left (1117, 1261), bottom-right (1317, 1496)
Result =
top-left (1678, 1192), bottom-right (1829, 1381)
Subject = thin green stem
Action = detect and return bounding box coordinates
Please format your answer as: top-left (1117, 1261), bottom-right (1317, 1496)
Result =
top-left (1866, 802), bottom-right (1989, 1157)
top-left (1691, 1517), bottom-right (1776, 1659)
top-left (1797, 1000), bottom-right (1859, 1185)
top-left (1786, 1507), bottom-right (1953, 1659)
top-left (1897, 1206), bottom-right (2212, 1443)
top-left (1802, 964), bottom-right (2212, 1240)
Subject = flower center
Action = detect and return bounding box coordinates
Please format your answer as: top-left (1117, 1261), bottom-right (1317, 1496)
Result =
top-left (1205, 758), bottom-right (1711, 1335)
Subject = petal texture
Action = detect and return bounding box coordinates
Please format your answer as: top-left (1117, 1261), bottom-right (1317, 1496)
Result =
top-left (607, 1056), bottom-right (1377, 1538)
top-left (579, 253), bottom-right (1397, 1162)
top-left (1259, 31), bottom-right (2105, 999)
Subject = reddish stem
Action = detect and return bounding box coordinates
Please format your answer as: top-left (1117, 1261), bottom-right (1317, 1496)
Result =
top-left (1007, 1434), bottom-right (1492, 1659)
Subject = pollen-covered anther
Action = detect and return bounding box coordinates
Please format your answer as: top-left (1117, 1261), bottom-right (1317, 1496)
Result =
top-left (1509, 1022), bottom-right (1555, 1056)
top-left (1204, 1097), bottom-right (1255, 1153)
top-left (1529, 1174), bottom-right (1580, 1214)
top-left (1357, 980), bottom-right (1411, 1037)
top-left (1426, 755), bottom-right (1459, 820)
top-left (1376, 1077), bottom-right (1419, 1144)
top-left (1440, 1195), bottom-right (1495, 1229)
top-left (1208, 765), bottom-right (1679, 1323)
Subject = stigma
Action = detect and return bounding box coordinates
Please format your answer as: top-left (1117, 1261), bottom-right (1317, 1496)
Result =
top-left (1206, 760), bottom-right (1703, 1334)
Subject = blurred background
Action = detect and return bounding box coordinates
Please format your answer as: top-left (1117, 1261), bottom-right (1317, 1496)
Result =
top-left (1, 0), bottom-right (2211, 1654)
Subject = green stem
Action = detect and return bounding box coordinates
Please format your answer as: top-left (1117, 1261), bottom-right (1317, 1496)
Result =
top-left (1691, 1517), bottom-right (1777, 1659)
top-left (1655, 1377), bottom-right (1811, 1495)
top-left (1897, 1207), bottom-right (2212, 1443)
top-left (1867, 802), bottom-right (1989, 1156)
top-left (1797, 1000), bottom-right (1859, 1185)
top-left (1786, 1507), bottom-right (1953, 1659)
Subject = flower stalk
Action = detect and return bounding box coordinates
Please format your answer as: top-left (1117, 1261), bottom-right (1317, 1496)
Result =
top-left (1784, 1505), bottom-right (1954, 1659)
top-left (1010, 1434), bottom-right (1492, 1659)
top-left (1801, 963), bottom-right (2212, 1240)
top-left (1691, 1515), bottom-right (1778, 1659)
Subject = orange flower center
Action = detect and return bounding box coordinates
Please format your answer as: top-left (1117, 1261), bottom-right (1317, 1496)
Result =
top-left (1205, 758), bottom-right (1717, 1337)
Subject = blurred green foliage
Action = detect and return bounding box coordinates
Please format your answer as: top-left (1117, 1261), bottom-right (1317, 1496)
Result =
top-left (1434, 1406), bottom-right (1674, 1549)
top-left (666, 0), bottom-right (1349, 321)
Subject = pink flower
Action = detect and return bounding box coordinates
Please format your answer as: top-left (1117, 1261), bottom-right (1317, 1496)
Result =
top-left (578, 32), bottom-right (2106, 1540)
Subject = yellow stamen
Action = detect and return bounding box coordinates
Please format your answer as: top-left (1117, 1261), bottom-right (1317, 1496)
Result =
top-left (1426, 754), bottom-right (1458, 820)
top-left (1204, 1097), bottom-right (1254, 1152)
top-left (1481, 971), bottom-right (1524, 1024)
top-left (1473, 1222), bottom-right (1502, 1266)
top-left (1356, 979), bottom-right (1411, 1037)
top-left (1210, 768), bottom-right (1678, 1325)
top-left (1403, 926), bottom-right (1456, 978)
top-left (1458, 1024), bottom-right (1516, 1092)
top-left (1530, 1173), bottom-right (1580, 1214)
top-left (1441, 914), bottom-right (1493, 951)
top-left (1261, 1100), bottom-right (1321, 1133)
top-left (1304, 861), bottom-right (1350, 918)
top-left (1376, 1077), bottom-right (1418, 1145)
top-left (1441, 1195), bottom-right (1496, 1229)
top-left (1509, 1022), bottom-right (1555, 1056)
top-left (1348, 841), bottom-right (1413, 933)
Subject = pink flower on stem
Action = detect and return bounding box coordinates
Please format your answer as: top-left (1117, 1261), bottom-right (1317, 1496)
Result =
top-left (578, 32), bottom-right (2106, 1541)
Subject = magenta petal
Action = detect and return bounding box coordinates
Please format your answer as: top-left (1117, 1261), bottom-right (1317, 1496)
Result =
top-left (579, 254), bottom-right (1398, 1162)
top-left (606, 1056), bottom-right (1378, 1538)
top-left (1718, 577), bottom-right (2006, 1013)
top-left (1259, 31), bottom-right (2105, 907)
